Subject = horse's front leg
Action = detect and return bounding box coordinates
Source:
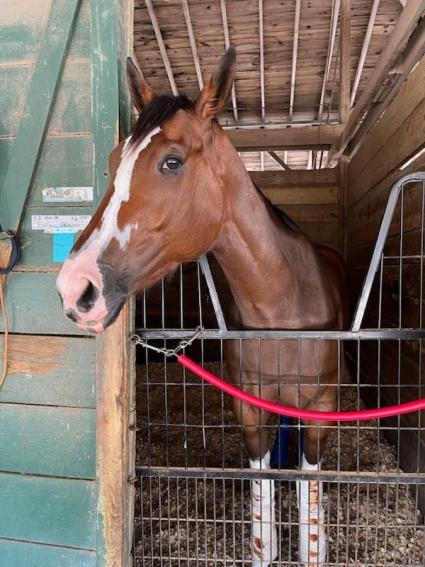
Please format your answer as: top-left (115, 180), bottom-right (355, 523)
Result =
top-left (234, 400), bottom-right (277, 566)
top-left (297, 387), bottom-right (335, 566)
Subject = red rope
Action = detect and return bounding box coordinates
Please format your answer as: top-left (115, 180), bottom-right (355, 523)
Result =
top-left (178, 354), bottom-right (425, 422)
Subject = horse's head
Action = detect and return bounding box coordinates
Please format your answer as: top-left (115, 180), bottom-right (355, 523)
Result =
top-left (57, 49), bottom-right (236, 332)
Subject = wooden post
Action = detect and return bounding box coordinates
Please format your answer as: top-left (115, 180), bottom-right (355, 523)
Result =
top-left (96, 302), bottom-right (135, 567)
top-left (91, 1), bottom-right (135, 565)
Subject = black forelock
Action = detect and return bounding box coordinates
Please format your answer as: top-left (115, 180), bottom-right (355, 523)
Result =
top-left (130, 95), bottom-right (193, 147)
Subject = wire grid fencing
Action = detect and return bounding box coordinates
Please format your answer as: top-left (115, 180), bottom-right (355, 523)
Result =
top-left (133, 173), bottom-right (425, 566)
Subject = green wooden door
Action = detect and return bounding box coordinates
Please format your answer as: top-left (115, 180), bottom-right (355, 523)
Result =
top-left (0, 1), bottom-right (133, 565)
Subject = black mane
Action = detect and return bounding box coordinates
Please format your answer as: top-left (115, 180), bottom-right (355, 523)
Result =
top-left (253, 182), bottom-right (301, 232)
top-left (129, 94), bottom-right (300, 233)
top-left (130, 94), bottom-right (192, 147)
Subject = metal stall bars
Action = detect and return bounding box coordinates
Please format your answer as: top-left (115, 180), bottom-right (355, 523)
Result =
top-left (133, 172), bottom-right (425, 566)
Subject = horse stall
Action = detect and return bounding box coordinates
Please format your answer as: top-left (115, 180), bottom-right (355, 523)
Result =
top-left (0, 1), bottom-right (424, 567)
top-left (0, 1), bottom-right (135, 565)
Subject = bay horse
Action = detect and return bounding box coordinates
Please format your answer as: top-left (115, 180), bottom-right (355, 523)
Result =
top-left (57, 49), bottom-right (348, 566)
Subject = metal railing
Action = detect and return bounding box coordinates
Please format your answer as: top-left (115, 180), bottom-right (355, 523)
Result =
top-left (133, 173), bottom-right (425, 566)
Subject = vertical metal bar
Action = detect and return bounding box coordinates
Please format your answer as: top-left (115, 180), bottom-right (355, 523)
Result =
top-left (352, 174), bottom-right (425, 332)
top-left (161, 277), bottom-right (165, 329)
top-left (176, 477), bottom-right (182, 566)
top-left (199, 255), bottom-right (227, 331)
top-left (420, 182), bottom-right (425, 329)
top-left (179, 264), bottom-right (184, 330)
top-left (197, 259), bottom-right (203, 328)
top-left (399, 188), bottom-right (404, 328)
top-left (377, 338), bottom-right (382, 471)
top-left (378, 253), bottom-right (384, 329)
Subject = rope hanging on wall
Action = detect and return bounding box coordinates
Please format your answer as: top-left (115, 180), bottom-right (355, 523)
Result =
top-left (0, 224), bottom-right (19, 389)
top-left (0, 276), bottom-right (9, 389)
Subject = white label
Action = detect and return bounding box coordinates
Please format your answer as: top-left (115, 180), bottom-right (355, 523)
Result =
top-left (31, 215), bottom-right (91, 234)
top-left (42, 186), bottom-right (94, 202)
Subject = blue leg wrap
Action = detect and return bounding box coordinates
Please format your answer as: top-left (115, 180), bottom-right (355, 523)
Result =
top-left (270, 415), bottom-right (292, 468)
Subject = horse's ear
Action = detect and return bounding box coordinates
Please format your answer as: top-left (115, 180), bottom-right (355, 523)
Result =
top-left (126, 57), bottom-right (155, 112)
top-left (195, 47), bottom-right (236, 119)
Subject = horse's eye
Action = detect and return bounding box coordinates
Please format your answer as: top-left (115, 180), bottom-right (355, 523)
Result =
top-left (159, 155), bottom-right (183, 174)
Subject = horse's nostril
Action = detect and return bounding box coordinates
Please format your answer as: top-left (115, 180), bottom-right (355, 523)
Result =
top-left (76, 281), bottom-right (99, 313)
top-left (65, 308), bottom-right (79, 323)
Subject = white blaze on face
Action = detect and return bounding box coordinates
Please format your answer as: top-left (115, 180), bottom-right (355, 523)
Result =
top-left (57, 127), bottom-right (161, 327)
top-left (86, 125), bottom-right (162, 254)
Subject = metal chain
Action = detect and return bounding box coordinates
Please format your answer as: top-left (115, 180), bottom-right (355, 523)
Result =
top-left (130, 325), bottom-right (204, 357)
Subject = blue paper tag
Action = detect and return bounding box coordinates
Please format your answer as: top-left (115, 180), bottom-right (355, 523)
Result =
top-left (53, 233), bottom-right (74, 263)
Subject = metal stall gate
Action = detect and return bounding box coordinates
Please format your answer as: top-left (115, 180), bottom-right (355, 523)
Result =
top-left (133, 173), bottom-right (425, 566)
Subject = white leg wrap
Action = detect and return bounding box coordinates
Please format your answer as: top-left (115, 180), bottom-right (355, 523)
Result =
top-left (249, 451), bottom-right (277, 566)
top-left (296, 455), bottom-right (327, 565)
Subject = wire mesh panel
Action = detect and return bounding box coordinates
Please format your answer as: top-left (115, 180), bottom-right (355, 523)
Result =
top-left (133, 174), bottom-right (425, 565)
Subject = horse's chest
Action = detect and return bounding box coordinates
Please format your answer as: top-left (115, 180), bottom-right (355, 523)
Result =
top-left (224, 338), bottom-right (339, 389)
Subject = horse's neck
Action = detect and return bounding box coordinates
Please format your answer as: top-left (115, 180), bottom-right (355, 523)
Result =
top-left (211, 156), bottom-right (298, 328)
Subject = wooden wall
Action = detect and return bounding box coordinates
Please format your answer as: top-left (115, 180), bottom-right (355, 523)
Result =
top-left (346, 55), bottom-right (425, 506)
top-left (252, 168), bottom-right (340, 250)
top-left (0, 1), bottom-right (134, 565)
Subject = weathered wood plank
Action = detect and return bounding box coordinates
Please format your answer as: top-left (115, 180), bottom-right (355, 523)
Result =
top-left (339, 0), bottom-right (425, 156)
top-left (348, 56), bottom-right (425, 185)
top-left (339, 0), bottom-right (351, 125)
top-left (0, 0), bottom-right (90, 63)
top-left (277, 204), bottom-right (339, 223)
top-left (0, 404), bottom-right (96, 478)
top-left (0, 62), bottom-right (91, 138)
top-left (262, 186), bottom-right (338, 205)
top-left (0, 0), bottom-right (83, 231)
top-left (0, 273), bottom-right (85, 335)
top-left (96, 303), bottom-right (135, 567)
top-left (0, 472), bottom-right (95, 549)
top-left (0, 539), bottom-right (95, 567)
top-left (250, 168), bottom-right (338, 187)
top-left (226, 124), bottom-right (342, 150)
top-left (0, 137), bottom-right (94, 206)
top-left (18, 205), bottom-right (93, 267)
top-left (0, 335), bottom-right (95, 407)
top-left (349, 99), bottom-right (425, 207)
top-left (348, 181), bottom-right (424, 247)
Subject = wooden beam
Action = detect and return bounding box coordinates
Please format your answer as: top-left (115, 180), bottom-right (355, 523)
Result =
top-left (259, 0), bottom-right (265, 121)
top-left (347, 17), bottom-right (425, 157)
top-left (318, 0), bottom-right (340, 121)
top-left (181, 0), bottom-right (203, 89)
top-left (0, 0), bottom-right (82, 231)
top-left (145, 0), bottom-right (178, 95)
top-left (350, 0), bottom-right (380, 107)
top-left (339, 0), bottom-right (351, 125)
top-left (289, 0), bottom-right (301, 119)
top-left (220, 0), bottom-right (238, 120)
top-left (269, 151), bottom-right (291, 170)
top-left (261, 186), bottom-right (338, 206)
top-left (96, 302), bottom-right (135, 567)
top-left (226, 124), bottom-right (342, 150)
top-left (337, 0), bottom-right (424, 157)
top-left (250, 168), bottom-right (338, 188)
